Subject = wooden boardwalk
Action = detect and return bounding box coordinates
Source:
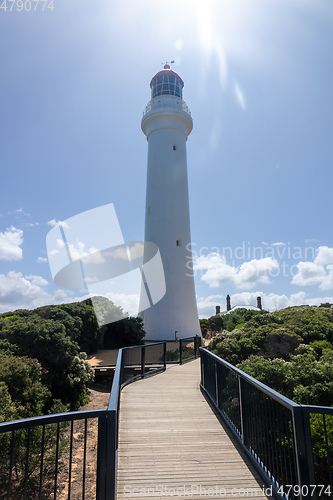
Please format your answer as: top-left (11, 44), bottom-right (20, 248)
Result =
top-left (117, 359), bottom-right (268, 499)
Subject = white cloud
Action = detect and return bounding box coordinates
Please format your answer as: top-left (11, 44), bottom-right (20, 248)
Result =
top-left (26, 275), bottom-right (49, 287)
top-left (194, 253), bottom-right (236, 288)
top-left (234, 258), bottom-right (279, 290)
top-left (291, 261), bottom-right (326, 286)
top-left (0, 227), bottom-right (23, 261)
top-left (319, 265), bottom-right (333, 291)
top-left (305, 239), bottom-right (320, 244)
top-left (13, 208), bottom-right (30, 217)
top-left (292, 246), bottom-right (333, 290)
top-left (37, 256), bottom-right (48, 263)
top-left (314, 246), bottom-right (333, 266)
top-left (271, 242), bottom-right (286, 247)
top-left (194, 252), bottom-right (279, 290)
top-left (0, 271), bottom-right (88, 313)
top-left (0, 271), bottom-right (50, 311)
top-left (105, 292), bottom-right (140, 316)
top-left (54, 237), bottom-right (103, 263)
top-left (196, 294), bottom-right (225, 318)
top-left (47, 219), bottom-right (69, 229)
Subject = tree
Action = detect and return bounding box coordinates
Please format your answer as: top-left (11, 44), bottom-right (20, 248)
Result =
top-left (102, 316), bottom-right (146, 349)
top-left (0, 354), bottom-right (51, 418)
top-left (1, 315), bottom-right (94, 410)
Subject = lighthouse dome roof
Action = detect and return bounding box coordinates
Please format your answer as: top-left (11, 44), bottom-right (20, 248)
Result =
top-left (150, 64), bottom-right (184, 88)
top-left (150, 64), bottom-right (184, 99)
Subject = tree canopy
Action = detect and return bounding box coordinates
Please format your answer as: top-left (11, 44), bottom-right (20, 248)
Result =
top-left (208, 305), bottom-right (333, 406)
top-left (0, 296), bottom-right (146, 420)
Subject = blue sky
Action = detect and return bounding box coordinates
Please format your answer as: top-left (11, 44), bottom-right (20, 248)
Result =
top-left (1, 0), bottom-right (333, 318)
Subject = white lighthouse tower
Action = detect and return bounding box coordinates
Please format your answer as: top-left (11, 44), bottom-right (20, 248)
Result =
top-left (141, 64), bottom-right (201, 341)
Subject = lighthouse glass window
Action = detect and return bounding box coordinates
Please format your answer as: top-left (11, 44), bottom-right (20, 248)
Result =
top-left (152, 74), bottom-right (182, 99)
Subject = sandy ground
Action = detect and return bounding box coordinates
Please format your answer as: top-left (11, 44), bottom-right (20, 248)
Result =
top-left (57, 381), bottom-right (112, 500)
top-left (87, 349), bottom-right (119, 367)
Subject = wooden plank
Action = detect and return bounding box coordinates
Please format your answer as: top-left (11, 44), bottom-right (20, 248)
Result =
top-left (117, 359), bottom-right (269, 499)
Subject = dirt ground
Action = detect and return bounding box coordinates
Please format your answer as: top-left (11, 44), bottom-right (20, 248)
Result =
top-left (57, 380), bottom-right (112, 500)
top-left (87, 349), bottom-right (119, 367)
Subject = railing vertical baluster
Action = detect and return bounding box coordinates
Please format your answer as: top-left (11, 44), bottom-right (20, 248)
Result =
top-left (39, 425), bottom-right (46, 500)
top-left (292, 406), bottom-right (313, 500)
top-left (275, 405), bottom-right (284, 488)
top-left (105, 411), bottom-right (117, 500)
top-left (54, 422), bottom-right (60, 500)
top-left (82, 418), bottom-right (88, 500)
top-left (163, 342), bottom-right (167, 370)
top-left (7, 430), bottom-right (15, 500)
top-left (141, 345), bottom-right (146, 378)
top-left (23, 427), bottom-right (31, 499)
top-left (285, 406), bottom-right (297, 489)
top-left (96, 413), bottom-right (107, 500)
top-left (323, 414), bottom-right (333, 492)
top-left (271, 400), bottom-right (280, 487)
top-left (179, 339), bottom-right (183, 365)
top-left (200, 349), bottom-right (205, 389)
top-left (248, 386), bottom-right (255, 455)
top-left (238, 377), bottom-right (248, 447)
top-left (277, 404), bottom-right (286, 489)
top-left (302, 410), bottom-right (316, 497)
top-left (214, 359), bottom-right (219, 408)
top-left (260, 394), bottom-right (269, 475)
top-left (68, 420), bottom-right (74, 500)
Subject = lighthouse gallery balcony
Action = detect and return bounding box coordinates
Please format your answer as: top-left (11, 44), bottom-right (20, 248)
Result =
top-left (143, 96), bottom-right (191, 118)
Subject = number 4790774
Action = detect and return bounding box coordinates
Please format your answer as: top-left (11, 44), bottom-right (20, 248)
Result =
top-left (0, 0), bottom-right (54, 12)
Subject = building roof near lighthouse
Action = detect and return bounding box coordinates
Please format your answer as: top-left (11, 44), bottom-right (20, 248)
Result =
top-left (150, 64), bottom-right (184, 89)
top-left (219, 305), bottom-right (262, 315)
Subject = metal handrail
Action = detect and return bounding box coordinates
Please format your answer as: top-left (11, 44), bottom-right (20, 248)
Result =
top-left (200, 347), bottom-right (333, 500)
top-left (0, 408), bottom-right (106, 432)
top-left (201, 348), bottom-right (299, 411)
top-left (0, 336), bottom-right (201, 500)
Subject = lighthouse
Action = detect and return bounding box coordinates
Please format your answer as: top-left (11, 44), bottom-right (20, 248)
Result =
top-left (140, 64), bottom-right (201, 341)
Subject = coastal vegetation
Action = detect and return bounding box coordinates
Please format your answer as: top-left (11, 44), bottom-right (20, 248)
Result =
top-left (0, 297), bottom-right (145, 495)
top-left (207, 305), bottom-right (333, 488)
top-left (0, 297), bottom-right (145, 420)
top-left (207, 305), bottom-right (333, 406)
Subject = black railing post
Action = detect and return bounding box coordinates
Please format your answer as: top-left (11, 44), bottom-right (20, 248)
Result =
top-left (105, 410), bottom-right (117, 500)
top-left (179, 339), bottom-right (183, 365)
top-left (292, 407), bottom-right (316, 500)
top-left (302, 409), bottom-right (317, 499)
top-left (215, 359), bottom-right (219, 408)
top-left (96, 413), bottom-right (107, 500)
top-left (238, 377), bottom-right (248, 447)
top-left (194, 336), bottom-right (198, 358)
top-left (163, 342), bottom-right (167, 370)
top-left (141, 345), bottom-right (146, 378)
top-left (200, 348), bottom-right (205, 388)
